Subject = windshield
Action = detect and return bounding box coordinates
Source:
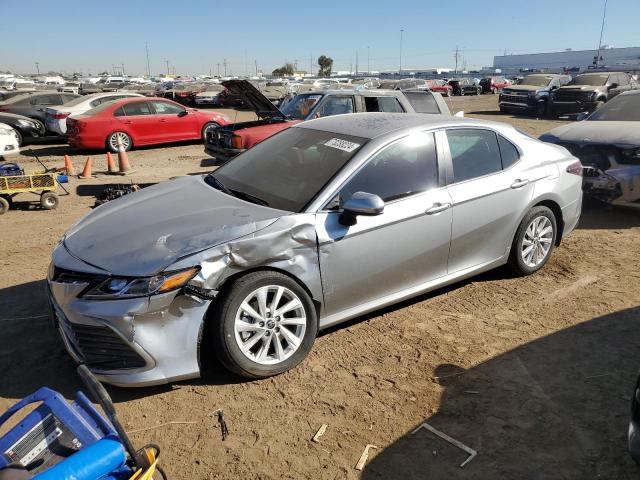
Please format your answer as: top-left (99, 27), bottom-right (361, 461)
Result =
top-left (570, 74), bottom-right (609, 86)
top-left (208, 127), bottom-right (367, 212)
top-left (521, 75), bottom-right (553, 87)
top-left (588, 94), bottom-right (640, 121)
top-left (279, 94), bottom-right (322, 120)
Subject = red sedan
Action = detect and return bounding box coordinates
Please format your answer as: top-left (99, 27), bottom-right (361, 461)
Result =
top-left (426, 79), bottom-right (453, 97)
top-left (66, 97), bottom-right (228, 152)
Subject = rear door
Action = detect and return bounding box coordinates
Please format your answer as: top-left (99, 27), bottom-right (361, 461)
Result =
top-left (149, 100), bottom-right (198, 142)
top-left (113, 101), bottom-right (156, 144)
top-left (443, 128), bottom-right (536, 273)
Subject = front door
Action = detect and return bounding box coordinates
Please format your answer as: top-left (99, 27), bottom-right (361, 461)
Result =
top-left (315, 131), bottom-right (453, 320)
top-left (114, 101), bottom-right (157, 144)
top-left (150, 101), bottom-right (198, 142)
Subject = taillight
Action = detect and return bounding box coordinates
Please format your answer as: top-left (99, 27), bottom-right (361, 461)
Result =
top-left (566, 160), bottom-right (583, 176)
top-left (231, 135), bottom-right (244, 149)
top-left (52, 112), bottom-right (70, 120)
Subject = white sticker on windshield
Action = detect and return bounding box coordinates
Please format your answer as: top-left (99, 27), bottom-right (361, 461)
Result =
top-left (324, 138), bottom-right (360, 152)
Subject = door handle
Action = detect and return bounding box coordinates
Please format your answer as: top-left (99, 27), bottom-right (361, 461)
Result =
top-left (159, 119), bottom-right (167, 123)
top-left (123, 120), bottom-right (133, 125)
top-left (425, 202), bottom-right (451, 215)
top-left (510, 179), bottom-right (530, 189)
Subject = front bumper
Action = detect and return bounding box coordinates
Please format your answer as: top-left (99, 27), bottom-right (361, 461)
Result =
top-left (550, 100), bottom-right (598, 115)
top-left (48, 247), bottom-right (212, 387)
top-left (204, 144), bottom-right (245, 161)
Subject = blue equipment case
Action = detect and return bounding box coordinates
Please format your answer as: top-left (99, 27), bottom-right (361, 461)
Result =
top-left (0, 387), bottom-right (132, 478)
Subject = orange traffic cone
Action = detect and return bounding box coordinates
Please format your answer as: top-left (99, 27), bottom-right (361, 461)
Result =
top-left (64, 155), bottom-right (75, 176)
top-left (116, 137), bottom-right (134, 175)
top-left (78, 156), bottom-right (94, 179)
top-left (106, 152), bottom-right (118, 174)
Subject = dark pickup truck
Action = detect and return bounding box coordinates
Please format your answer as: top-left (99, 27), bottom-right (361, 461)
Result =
top-left (499, 74), bottom-right (572, 117)
top-left (204, 80), bottom-right (451, 161)
top-left (549, 71), bottom-right (637, 117)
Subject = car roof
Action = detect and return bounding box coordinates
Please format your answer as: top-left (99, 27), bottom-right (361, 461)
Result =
top-left (297, 89), bottom-right (404, 97)
top-left (295, 112), bottom-right (511, 139)
top-left (0, 90), bottom-right (62, 104)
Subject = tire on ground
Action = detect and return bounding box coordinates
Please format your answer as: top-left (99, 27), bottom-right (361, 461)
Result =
top-left (212, 271), bottom-right (318, 379)
top-left (507, 205), bottom-right (557, 276)
top-left (40, 192), bottom-right (59, 210)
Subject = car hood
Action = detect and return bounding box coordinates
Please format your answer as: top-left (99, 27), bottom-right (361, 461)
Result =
top-left (556, 85), bottom-right (601, 93)
top-left (540, 121), bottom-right (640, 148)
top-left (0, 112), bottom-right (36, 123)
top-left (504, 85), bottom-right (540, 92)
top-left (222, 79), bottom-right (286, 119)
top-left (63, 175), bottom-right (287, 276)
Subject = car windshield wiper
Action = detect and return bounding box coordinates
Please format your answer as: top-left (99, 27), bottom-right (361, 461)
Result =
top-left (229, 189), bottom-right (270, 207)
top-left (205, 174), bottom-right (233, 196)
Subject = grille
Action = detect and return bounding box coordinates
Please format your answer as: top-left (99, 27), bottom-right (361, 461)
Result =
top-left (501, 93), bottom-right (529, 104)
top-left (52, 297), bottom-right (146, 370)
top-left (68, 323), bottom-right (146, 370)
top-left (207, 128), bottom-right (232, 147)
top-left (554, 91), bottom-right (589, 102)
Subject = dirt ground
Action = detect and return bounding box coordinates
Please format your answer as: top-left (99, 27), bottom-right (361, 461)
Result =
top-left (1, 95), bottom-right (639, 479)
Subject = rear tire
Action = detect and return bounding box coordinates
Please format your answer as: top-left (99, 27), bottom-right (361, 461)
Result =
top-left (212, 271), bottom-right (318, 379)
top-left (536, 101), bottom-right (547, 118)
top-left (0, 197), bottom-right (9, 214)
top-left (508, 206), bottom-right (557, 276)
top-left (40, 192), bottom-right (58, 210)
top-left (106, 132), bottom-right (132, 153)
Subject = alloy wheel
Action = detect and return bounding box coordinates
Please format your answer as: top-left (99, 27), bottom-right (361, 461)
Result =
top-left (521, 216), bottom-right (553, 267)
top-left (109, 132), bottom-right (131, 151)
top-left (233, 285), bottom-right (307, 365)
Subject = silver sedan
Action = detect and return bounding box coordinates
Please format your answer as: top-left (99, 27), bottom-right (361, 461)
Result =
top-left (48, 113), bottom-right (583, 386)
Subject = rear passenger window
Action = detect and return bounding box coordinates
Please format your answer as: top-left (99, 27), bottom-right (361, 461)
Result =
top-left (497, 135), bottom-right (520, 168)
top-left (364, 96), bottom-right (405, 113)
top-left (123, 102), bottom-right (152, 116)
top-left (446, 129), bottom-right (502, 182)
top-left (113, 106), bottom-right (125, 117)
top-left (402, 92), bottom-right (440, 114)
top-left (337, 132), bottom-right (438, 203)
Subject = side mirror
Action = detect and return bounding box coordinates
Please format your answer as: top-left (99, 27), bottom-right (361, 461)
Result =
top-left (339, 192), bottom-right (384, 226)
top-left (178, 110), bottom-right (188, 117)
top-left (550, 85), bottom-right (559, 91)
top-left (609, 83), bottom-right (618, 90)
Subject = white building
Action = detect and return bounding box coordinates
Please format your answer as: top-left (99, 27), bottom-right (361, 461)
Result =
top-left (493, 47), bottom-right (640, 72)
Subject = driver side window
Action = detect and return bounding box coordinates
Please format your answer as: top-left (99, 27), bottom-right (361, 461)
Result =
top-left (331, 132), bottom-right (438, 207)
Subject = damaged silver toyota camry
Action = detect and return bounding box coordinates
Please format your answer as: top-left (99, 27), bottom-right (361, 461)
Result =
top-left (48, 113), bottom-right (583, 386)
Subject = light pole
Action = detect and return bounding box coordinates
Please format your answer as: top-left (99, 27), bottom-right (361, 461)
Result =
top-left (145, 42), bottom-right (151, 77)
top-left (367, 46), bottom-right (370, 74)
top-left (399, 29), bottom-right (404, 76)
top-left (35, 62), bottom-right (40, 75)
top-left (165, 60), bottom-right (169, 76)
top-left (595, 0), bottom-right (608, 68)
top-left (223, 59), bottom-right (227, 76)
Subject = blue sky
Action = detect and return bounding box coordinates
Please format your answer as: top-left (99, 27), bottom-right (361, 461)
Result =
top-left (1, 0), bottom-right (639, 75)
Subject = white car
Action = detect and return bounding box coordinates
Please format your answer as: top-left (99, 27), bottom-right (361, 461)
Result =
top-left (0, 122), bottom-right (20, 159)
top-left (44, 92), bottom-right (143, 135)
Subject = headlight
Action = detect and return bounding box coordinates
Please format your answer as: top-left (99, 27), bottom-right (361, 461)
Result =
top-left (17, 119), bottom-right (36, 127)
top-left (83, 267), bottom-right (199, 300)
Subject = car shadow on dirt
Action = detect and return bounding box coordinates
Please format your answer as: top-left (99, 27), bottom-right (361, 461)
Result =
top-left (0, 280), bottom-right (243, 403)
top-left (362, 306), bottom-right (640, 479)
top-left (579, 199), bottom-right (640, 230)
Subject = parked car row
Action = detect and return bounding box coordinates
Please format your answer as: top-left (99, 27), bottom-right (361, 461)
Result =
top-left (500, 71), bottom-right (638, 118)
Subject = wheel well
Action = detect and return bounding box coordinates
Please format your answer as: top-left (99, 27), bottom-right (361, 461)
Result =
top-left (534, 200), bottom-right (564, 245)
top-left (106, 131), bottom-right (132, 148)
top-left (197, 266), bottom-right (321, 370)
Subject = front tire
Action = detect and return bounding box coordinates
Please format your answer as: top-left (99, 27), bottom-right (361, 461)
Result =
top-left (106, 132), bottom-right (132, 153)
top-left (508, 206), bottom-right (557, 276)
top-left (212, 271), bottom-right (318, 379)
top-left (0, 196), bottom-right (9, 214)
top-left (13, 128), bottom-right (23, 147)
top-left (201, 122), bottom-right (219, 142)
